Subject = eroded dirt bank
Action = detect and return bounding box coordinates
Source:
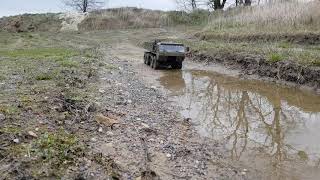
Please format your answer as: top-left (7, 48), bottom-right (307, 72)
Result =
top-left (189, 51), bottom-right (320, 91)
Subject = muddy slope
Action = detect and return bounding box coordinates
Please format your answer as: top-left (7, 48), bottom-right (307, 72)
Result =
top-left (190, 51), bottom-right (320, 90)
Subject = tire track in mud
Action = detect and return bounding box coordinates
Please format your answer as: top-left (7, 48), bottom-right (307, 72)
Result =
top-left (92, 42), bottom-right (249, 179)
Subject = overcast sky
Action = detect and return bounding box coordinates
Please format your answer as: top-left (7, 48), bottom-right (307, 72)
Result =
top-left (0, 0), bottom-right (176, 17)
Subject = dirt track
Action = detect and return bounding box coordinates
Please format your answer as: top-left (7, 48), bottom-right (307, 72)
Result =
top-left (1, 29), bottom-right (320, 180)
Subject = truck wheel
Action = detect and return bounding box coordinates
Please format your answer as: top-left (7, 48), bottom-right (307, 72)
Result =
top-left (147, 56), bottom-right (151, 66)
top-left (144, 55), bottom-right (147, 64)
top-left (172, 62), bottom-right (182, 69)
top-left (152, 57), bottom-right (160, 70)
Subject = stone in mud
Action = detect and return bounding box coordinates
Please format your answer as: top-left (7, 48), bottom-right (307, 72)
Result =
top-left (13, 138), bottom-right (20, 143)
top-left (28, 131), bottom-right (38, 138)
top-left (101, 143), bottom-right (116, 156)
top-left (0, 113), bottom-right (5, 121)
top-left (95, 113), bottom-right (119, 127)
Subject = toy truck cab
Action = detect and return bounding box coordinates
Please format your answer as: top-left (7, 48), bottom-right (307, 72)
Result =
top-left (144, 41), bottom-right (186, 69)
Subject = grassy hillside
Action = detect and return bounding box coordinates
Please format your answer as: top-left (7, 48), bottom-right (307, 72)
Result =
top-left (184, 1), bottom-right (320, 66)
top-left (0, 13), bottom-right (62, 32)
top-left (0, 3), bottom-right (319, 67)
top-left (78, 7), bottom-right (209, 31)
top-left (205, 1), bottom-right (320, 34)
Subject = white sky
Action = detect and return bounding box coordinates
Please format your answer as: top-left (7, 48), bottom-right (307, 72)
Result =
top-left (0, 0), bottom-right (177, 17)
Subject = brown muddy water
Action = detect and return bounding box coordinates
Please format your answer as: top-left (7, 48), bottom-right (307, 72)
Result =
top-left (158, 70), bottom-right (320, 180)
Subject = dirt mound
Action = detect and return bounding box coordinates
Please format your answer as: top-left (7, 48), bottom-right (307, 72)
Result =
top-left (190, 51), bottom-right (320, 90)
top-left (59, 12), bottom-right (88, 31)
top-left (78, 7), bottom-right (168, 31)
top-left (0, 13), bottom-right (62, 33)
top-left (195, 32), bottom-right (320, 45)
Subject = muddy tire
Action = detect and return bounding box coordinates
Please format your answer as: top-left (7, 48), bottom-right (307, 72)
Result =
top-left (151, 57), bottom-right (160, 70)
top-left (144, 55), bottom-right (147, 65)
top-left (172, 62), bottom-right (182, 69)
top-left (147, 56), bottom-right (151, 66)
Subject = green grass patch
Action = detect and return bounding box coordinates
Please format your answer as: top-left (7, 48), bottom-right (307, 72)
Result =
top-left (0, 48), bottom-right (77, 60)
top-left (31, 130), bottom-right (85, 176)
top-left (0, 74), bottom-right (6, 81)
top-left (35, 73), bottom-right (54, 81)
top-left (268, 53), bottom-right (284, 63)
top-left (0, 105), bottom-right (20, 115)
top-left (312, 59), bottom-right (320, 66)
top-left (278, 42), bottom-right (292, 49)
top-left (0, 125), bottom-right (21, 134)
top-left (59, 60), bottom-right (80, 68)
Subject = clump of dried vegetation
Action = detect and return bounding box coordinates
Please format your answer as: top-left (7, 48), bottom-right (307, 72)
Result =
top-left (206, 1), bottom-right (320, 33)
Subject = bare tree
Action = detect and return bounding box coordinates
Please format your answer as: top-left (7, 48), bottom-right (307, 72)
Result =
top-left (207, 0), bottom-right (228, 10)
top-left (175, 0), bottom-right (198, 11)
top-left (175, 0), bottom-right (211, 11)
top-left (63, 0), bottom-right (105, 13)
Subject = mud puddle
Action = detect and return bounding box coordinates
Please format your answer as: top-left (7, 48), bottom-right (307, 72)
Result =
top-left (158, 69), bottom-right (320, 179)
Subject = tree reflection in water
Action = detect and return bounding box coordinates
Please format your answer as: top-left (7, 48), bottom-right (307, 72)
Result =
top-left (159, 70), bottom-right (320, 179)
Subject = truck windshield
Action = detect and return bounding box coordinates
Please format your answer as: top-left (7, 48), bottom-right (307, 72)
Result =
top-left (159, 45), bottom-right (185, 53)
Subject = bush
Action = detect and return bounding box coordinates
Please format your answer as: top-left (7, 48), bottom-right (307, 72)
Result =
top-left (167, 10), bottom-right (210, 25)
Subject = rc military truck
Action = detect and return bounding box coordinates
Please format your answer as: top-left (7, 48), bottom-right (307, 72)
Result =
top-left (144, 40), bottom-right (187, 70)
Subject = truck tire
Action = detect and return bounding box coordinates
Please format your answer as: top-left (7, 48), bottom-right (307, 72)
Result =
top-left (172, 62), bottom-right (182, 69)
top-left (144, 55), bottom-right (147, 64)
top-left (147, 56), bottom-right (151, 66)
top-left (151, 57), bottom-right (160, 70)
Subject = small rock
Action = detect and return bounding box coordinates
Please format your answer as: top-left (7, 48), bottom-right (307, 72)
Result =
top-left (136, 118), bottom-right (142, 121)
top-left (151, 86), bottom-right (157, 90)
top-left (141, 123), bottom-right (150, 129)
top-left (166, 153), bottom-right (172, 158)
top-left (13, 138), bottom-right (20, 143)
top-left (243, 169), bottom-right (248, 172)
top-left (95, 113), bottom-right (119, 127)
top-left (28, 131), bottom-right (38, 138)
top-left (91, 137), bottom-right (97, 142)
top-left (241, 172), bottom-right (246, 175)
top-left (127, 99), bottom-right (132, 104)
top-left (160, 140), bottom-right (164, 144)
top-left (98, 127), bottom-right (103, 132)
top-left (35, 128), bottom-right (39, 131)
top-left (0, 113), bottom-right (5, 121)
top-left (99, 89), bottom-right (106, 93)
top-left (106, 131), bottom-right (114, 136)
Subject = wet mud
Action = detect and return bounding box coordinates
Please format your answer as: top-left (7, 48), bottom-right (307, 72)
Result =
top-left (158, 69), bottom-right (320, 180)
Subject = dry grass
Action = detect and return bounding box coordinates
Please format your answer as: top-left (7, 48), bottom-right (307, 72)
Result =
top-left (206, 1), bottom-right (320, 33)
top-left (78, 7), bottom-right (209, 31)
top-left (78, 7), bottom-right (169, 30)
